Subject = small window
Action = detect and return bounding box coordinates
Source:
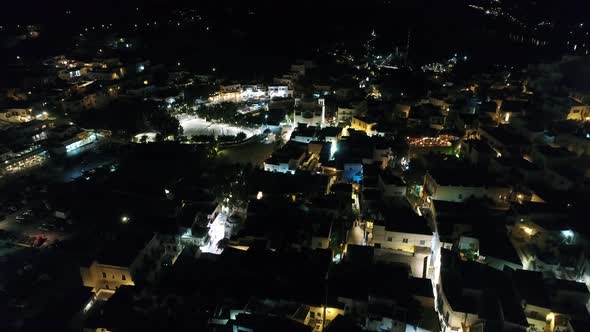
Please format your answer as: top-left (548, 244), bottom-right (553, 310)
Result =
top-left (420, 240), bottom-right (426, 245)
top-left (102, 272), bottom-right (107, 278)
top-left (403, 238), bottom-right (409, 243)
top-left (310, 312), bottom-right (315, 319)
top-left (458, 194), bottom-right (463, 199)
top-left (317, 312), bottom-right (321, 318)
top-left (112, 275), bottom-right (115, 279)
top-left (387, 237), bottom-right (393, 242)
top-left (122, 274), bottom-right (126, 281)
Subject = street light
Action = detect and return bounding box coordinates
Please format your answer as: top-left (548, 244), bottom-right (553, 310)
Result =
top-left (521, 226), bottom-right (533, 235)
top-left (121, 215), bottom-right (130, 223)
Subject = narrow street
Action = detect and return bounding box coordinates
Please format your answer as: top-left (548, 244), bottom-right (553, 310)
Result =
top-left (201, 212), bottom-right (227, 254)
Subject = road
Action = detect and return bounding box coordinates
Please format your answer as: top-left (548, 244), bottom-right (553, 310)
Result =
top-left (201, 212), bottom-right (227, 254)
top-left (59, 159), bottom-right (116, 183)
top-left (347, 225), bottom-right (366, 246)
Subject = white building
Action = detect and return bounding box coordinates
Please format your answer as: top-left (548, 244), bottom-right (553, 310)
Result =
top-left (0, 108), bottom-right (32, 123)
top-left (263, 142), bottom-right (307, 174)
top-left (53, 130), bottom-right (101, 155)
top-left (378, 173), bottom-right (407, 198)
top-left (337, 107), bottom-right (355, 123)
top-left (423, 170), bottom-right (512, 204)
top-left (58, 66), bottom-right (90, 81)
top-left (268, 85), bottom-right (292, 99)
top-left (241, 84), bottom-right (266, 100)
top-left (372, 213), bottom-right (433, 253)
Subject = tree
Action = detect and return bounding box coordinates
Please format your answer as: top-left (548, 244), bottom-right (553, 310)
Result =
top-left (236, 132), bottom-right (247, 141)
top-left (77, 99), bottom-right (148, 137)
top-left (77, 98), bottom-right (183, 140)
top-left (148, 107), bottom-right (182, 138)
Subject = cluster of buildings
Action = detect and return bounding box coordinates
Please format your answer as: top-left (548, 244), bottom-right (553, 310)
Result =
top-left (206, 60), bottom-right (317, 104)
top-left (0, 119), bottom-right (103, 176)
top-left (3, 7), bottom-right (590, 332)
top-left (0, 45), bottom-right (208, 176)
top-left (68, 151), bottom-right (441, 332)
top-left (246, 49), bottom-right (590, 332)
top-left (208, 83), bottom-right (293, 104)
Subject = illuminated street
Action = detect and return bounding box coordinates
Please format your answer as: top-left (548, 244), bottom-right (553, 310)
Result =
top-left (179, 116), bottom-right (259, 138)
top-left (201, 211), bottom-right (227, 254)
